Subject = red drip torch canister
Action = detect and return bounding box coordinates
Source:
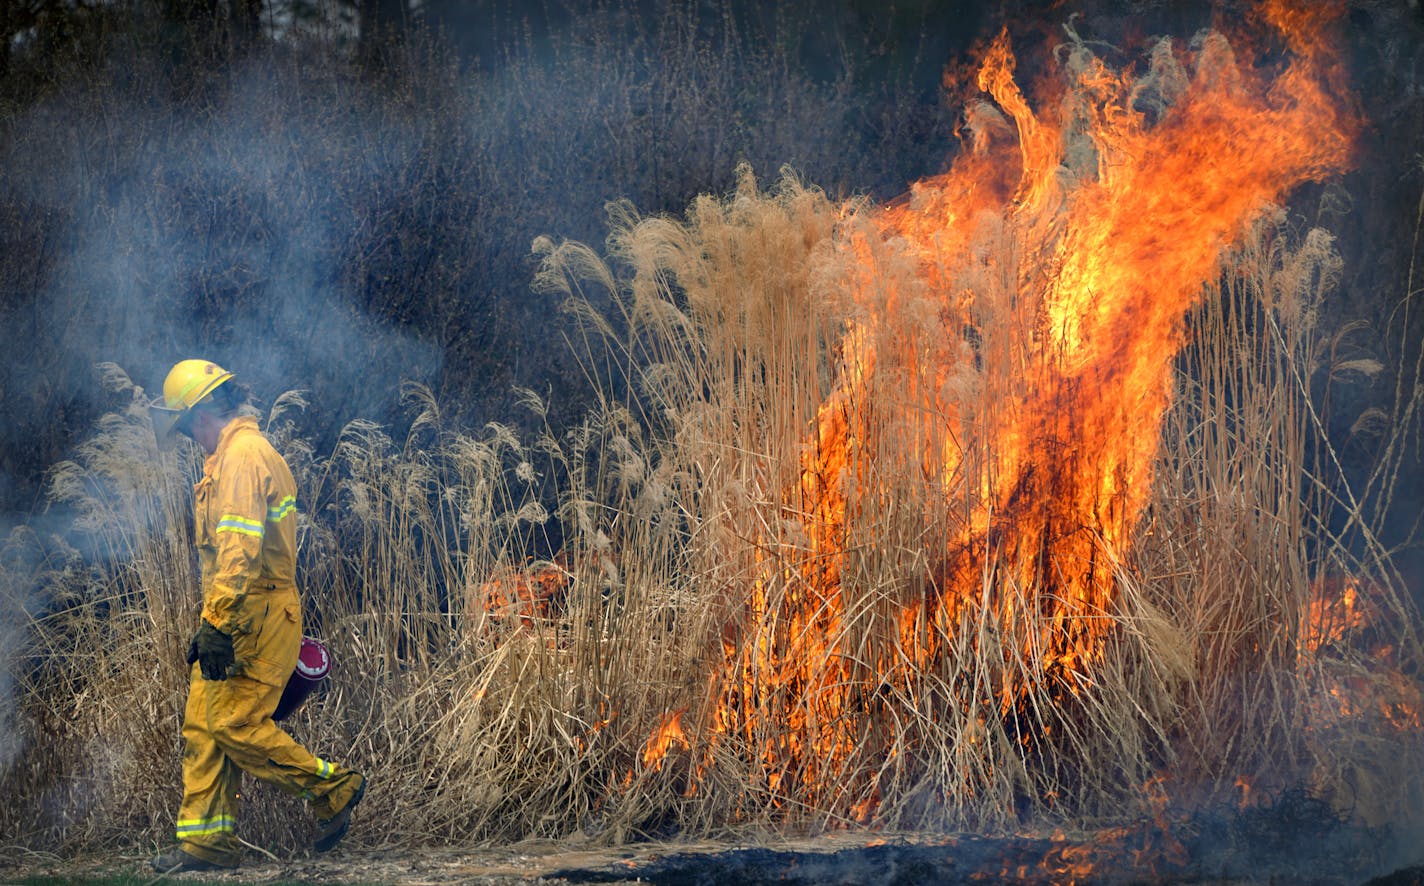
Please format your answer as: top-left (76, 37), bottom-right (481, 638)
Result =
top-left (273, 637), bottom-right (331, 722)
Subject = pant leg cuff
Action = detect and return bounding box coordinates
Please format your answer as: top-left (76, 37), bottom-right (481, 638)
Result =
top-left (179, 839), bottom-right (241, 867)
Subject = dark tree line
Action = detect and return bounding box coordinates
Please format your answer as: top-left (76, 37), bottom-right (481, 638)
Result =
top-left (0, 0), bottom-right (983, 523)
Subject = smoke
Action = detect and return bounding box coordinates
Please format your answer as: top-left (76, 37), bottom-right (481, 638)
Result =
top-left (0, 34), bottom-right (445, 815)
top-left (0, 559), bottom-right (24, 773)
top-left (0, 1), bottom-right (992, 529)
top-left (3, 58), bottom-right (442, 427)
top-left (0, 525), bottom-right (54, 774)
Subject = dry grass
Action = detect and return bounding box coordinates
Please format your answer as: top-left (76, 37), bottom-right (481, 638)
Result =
top-left (1, 180), bottom-right (1420, 856)
top-left (2, 29), bottom-right (1423, 866)
top-left (529, 163), bottom-right (1423, 835)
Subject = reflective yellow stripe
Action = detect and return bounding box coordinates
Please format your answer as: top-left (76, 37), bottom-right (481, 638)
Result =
top-left (176, 815), bottom-right (235, 836)
top-left (316, 758), bottom-right (333, 778)
top-left (216, 514), bottom-right (264, 537)
top-left (267, 496), bottom-right (297, 521)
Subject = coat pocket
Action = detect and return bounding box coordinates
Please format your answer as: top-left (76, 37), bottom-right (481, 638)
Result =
top-left (233, 591), bottom-right (301, 687)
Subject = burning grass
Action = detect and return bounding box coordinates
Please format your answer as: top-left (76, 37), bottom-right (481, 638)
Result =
top-left (1, 0), bottom-right (1422, 876)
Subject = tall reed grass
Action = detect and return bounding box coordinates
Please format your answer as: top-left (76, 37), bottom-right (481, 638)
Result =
top-left (2, 162), bottom-right (1419, 856)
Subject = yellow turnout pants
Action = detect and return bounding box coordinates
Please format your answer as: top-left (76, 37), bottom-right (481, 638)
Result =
top-left (174, 591), bottom-right (361, 866)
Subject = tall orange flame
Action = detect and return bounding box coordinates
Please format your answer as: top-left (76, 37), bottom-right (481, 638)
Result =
top-left (643, 1), bottom-right (1359, 813)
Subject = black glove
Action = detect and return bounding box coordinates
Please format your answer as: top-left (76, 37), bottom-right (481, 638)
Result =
top-left (192, 621), bottom-right (235, 681)
top-left (186, 637), bottom-right (198, 666)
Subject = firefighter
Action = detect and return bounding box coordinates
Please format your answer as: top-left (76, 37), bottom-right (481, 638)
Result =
top-left (148, 359), bottom-right (365, 873)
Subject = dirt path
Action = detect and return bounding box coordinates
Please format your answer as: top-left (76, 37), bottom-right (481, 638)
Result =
top-left (2, 834), bottom-right (892, 885)
top-left (6, 824), bottom-right (1421, 885)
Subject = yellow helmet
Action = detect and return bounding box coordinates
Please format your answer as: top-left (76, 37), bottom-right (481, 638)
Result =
top-left (150, 359), bottom-right (234, 445)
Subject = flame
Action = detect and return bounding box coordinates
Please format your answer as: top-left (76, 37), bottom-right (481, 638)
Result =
top-left (476, 562), bottom-right (570, 630)
top-left (1302, 576), bottom-right (1423, 740)
top-left (1302, 576), bottom-right (1369, 655)
top-left (1235, 775), bottom-right (1253, 809)
top-left (642, 709), bottom-right (690, 771)
top-left (976, 818), bottom-right (1190, 884)
top-left (639, 0), bottom-right (1362, 815)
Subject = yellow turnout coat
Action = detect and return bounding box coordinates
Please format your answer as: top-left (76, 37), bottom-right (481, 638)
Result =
top-left (175, 416), bottom-right (361, 866)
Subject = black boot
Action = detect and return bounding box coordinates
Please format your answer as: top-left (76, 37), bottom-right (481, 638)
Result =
top-left (313, 774), bottom-right (366, 852)
top-left (150, 847), bottom-right (235, 873)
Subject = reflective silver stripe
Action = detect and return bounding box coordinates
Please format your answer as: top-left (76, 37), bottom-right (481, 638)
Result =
top-left (316, 758), bottom-right (334, 778)
top-left (268, 495), bottom-right (297, 522)
top-left (216, 514), bottom-right (264, 537)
